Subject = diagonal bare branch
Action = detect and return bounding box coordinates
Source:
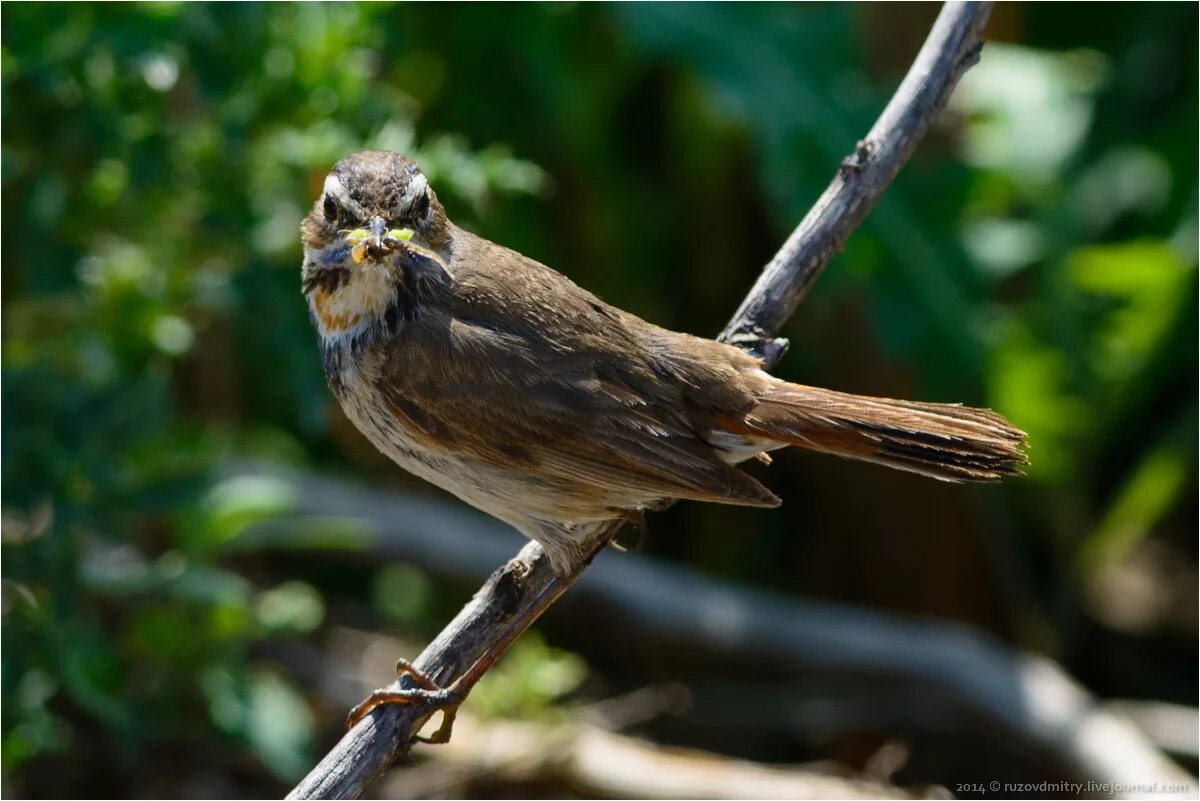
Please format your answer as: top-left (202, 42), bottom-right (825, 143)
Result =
top-left (720, 1), bottom-right (991, 367)
top-left (288, 3), bottom-right (994, 798)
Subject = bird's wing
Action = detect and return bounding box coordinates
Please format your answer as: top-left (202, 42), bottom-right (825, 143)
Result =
top-left (378, 241), bottom-right (779, 512)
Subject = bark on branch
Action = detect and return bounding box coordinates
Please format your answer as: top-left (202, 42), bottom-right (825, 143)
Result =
top-left (289, 3), bottom-right (995, 797)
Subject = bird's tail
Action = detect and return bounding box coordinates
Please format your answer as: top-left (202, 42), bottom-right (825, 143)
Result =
top-left (725, 381), bottom-right (1028, 482)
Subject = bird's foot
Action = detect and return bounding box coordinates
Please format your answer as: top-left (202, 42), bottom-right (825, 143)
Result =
top-left (346, 657), bottom-right (462, 744)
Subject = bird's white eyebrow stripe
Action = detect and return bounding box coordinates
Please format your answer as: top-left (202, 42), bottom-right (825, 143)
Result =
top-left (322, 173), bottom-right (366, 219)
top-left (323, 173), bottom-right (346, 201)
top-left (398, 172), bottom-right (427, 212)
top-left (322, 166), bottom-right (426, 218)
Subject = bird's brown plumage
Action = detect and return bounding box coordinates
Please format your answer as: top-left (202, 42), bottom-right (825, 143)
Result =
top-left (301, 151), bottom-right (1028, 575)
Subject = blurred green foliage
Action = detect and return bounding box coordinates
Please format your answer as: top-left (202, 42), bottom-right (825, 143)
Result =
top-left (470, 632), bottom-right (587, 723)
top-left (2, 3), bottom-right (1195, 796)
top-left (1, 4), bottom-right (545, 791)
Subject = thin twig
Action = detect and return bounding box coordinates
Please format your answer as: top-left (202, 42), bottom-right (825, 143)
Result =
top-left (720, 1), bottom-right (990, 368)
top-left (288, 3), bottom-right (994, 798)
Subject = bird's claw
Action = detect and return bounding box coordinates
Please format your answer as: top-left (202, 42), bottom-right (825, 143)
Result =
top-left (345, 658), bottom-right (463, 745)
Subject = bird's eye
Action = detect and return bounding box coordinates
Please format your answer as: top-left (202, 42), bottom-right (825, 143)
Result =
top-left (411, 191), bottom-right (430, 220)
top-left (322, 194), bottom-right (339, 224)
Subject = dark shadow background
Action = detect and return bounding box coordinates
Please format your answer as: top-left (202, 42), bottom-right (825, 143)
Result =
top-left (2, 3), bottom-right (1196, 797)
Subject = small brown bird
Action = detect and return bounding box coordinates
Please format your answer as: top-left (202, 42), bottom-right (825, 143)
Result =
top-left (302, 149), bottom-right (1026, 573)
top-left (301, 150), bottom-right (1026, 736)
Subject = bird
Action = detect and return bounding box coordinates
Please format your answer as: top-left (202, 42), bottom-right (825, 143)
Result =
top-left (300, 149), bottom-right (1027, 739)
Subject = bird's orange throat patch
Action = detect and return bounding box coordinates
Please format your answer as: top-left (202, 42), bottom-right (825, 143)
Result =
top-left (307, 264), bottom-right (397, 340)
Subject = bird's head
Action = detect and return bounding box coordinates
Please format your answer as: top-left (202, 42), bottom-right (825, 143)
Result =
top-left (301, 151), bottom-right (451, 344)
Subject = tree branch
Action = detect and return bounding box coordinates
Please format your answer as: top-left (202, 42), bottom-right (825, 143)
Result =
top-left (719, 1), bottom-right (990, 367)
top-left (289, 3), bottom-right (994, 797)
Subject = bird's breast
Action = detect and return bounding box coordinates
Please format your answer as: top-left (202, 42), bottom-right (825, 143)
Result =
top-left (307, 262), bottom-right (398, 342)
top-left (330, 350), bottom-right (447, 470)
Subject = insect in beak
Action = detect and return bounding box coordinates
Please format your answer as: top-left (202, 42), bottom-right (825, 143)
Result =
top-left (345, 218), bottom-right (414, 264)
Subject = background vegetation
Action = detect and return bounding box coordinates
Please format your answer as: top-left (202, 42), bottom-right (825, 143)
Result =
top-left (2, 3), bottom-right (1195, 797)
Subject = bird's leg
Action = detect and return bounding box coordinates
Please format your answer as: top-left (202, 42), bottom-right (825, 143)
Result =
top-left (345, 657), bottom-right (460, 744)
top-left (345, 570), bottom-right (575, 745)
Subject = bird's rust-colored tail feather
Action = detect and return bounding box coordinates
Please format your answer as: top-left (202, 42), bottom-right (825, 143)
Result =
top-left (728, 382), bottom-right (1028, 482)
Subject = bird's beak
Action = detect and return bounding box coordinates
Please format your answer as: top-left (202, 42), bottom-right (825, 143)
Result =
top-left (347, 216), bottom-right (393, 264)
top-left (368, 216), bottom-right (387, 252)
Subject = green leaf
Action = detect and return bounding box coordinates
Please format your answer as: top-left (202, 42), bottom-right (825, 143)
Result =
top-left (1080, 412), bottom-right (1195, 572)
top-left (183, 475), bottom-right (299, 553)
top-left (370, 562), bottom-right (432, 625)
top-left (243, 670), bottom-right (316, 782)
top-left (470, 632), bottom-right (587, 721)
top-left (199, 666), bottom-right (316, 782)
top-left (255, 581), bottom-right (325, 635)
